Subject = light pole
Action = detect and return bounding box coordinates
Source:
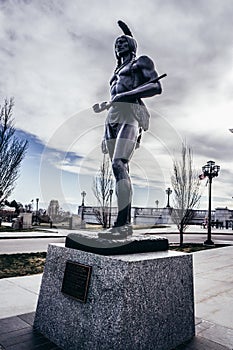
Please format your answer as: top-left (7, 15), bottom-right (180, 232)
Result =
top-left (81, 191), bottom-right (86, 228)
top-left (36, 198), bottom-right (39, 224)
top-left (155, 200), bottom-right (159, 209)
top-left (81, 191), bottom-right (86, 207)
top-left (36, 198), bottom-right (39, 212)
top-left (165, 187), bottom-right (172, 208)
top-left (108, 189), bottom-right (114, 228)
top-left (201, 160), bottom-right (220, 246)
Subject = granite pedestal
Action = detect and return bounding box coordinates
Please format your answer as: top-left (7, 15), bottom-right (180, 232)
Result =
top-left (34, 242), bottom-right (195, 350)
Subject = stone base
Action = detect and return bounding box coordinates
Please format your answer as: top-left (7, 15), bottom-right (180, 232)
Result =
top-left (34, 243), bottom-right (195, 350)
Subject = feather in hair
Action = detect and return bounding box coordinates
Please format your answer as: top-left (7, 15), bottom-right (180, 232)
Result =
top-left (117, 20), bottom-right (133, 37)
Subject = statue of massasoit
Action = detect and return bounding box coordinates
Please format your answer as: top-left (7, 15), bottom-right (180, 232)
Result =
top-left (93, 21), bottom-right (165, 239)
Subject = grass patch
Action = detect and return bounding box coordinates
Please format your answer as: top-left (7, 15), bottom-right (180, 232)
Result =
top-left (0, 252), bottom-right (46, 279)
top-left (0, 226), bottom-right (34, 232)
top-left (169, 243), bottom-right (228, 253)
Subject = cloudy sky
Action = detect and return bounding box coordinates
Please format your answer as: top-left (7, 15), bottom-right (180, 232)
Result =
top-left (0, 0), bottom-right (233, 212)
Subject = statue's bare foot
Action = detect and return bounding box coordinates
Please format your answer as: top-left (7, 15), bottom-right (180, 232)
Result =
top-left (98, 224), bottom-right (133, 239)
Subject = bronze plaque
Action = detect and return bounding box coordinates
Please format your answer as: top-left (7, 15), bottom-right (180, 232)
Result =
top-left (61, 261), bottom-right (92, 303)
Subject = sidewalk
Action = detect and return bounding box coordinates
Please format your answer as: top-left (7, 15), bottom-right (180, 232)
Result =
top-left (0, 228), bottom-right (68, 239)
top-left (193, 246), bottom-right (233, 348)
top-left (0, 243), bottom-right (233, 349)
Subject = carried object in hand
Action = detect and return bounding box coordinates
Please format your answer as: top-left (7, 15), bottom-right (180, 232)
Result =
top-left (92, 73), bottom-right (167, 114)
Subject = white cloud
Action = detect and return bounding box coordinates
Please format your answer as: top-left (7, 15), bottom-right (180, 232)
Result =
top-left (1, 0), bottom-right (233, 208)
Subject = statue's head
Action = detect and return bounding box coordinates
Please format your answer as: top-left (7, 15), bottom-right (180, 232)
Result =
top-left (114, 35), bottom-right (137, 59)
top-left (115, 21), bottom-right (137, 65)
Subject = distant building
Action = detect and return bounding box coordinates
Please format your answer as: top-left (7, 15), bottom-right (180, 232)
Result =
top-left (47, 200), bottom-right (59, 220)
top-left (215, 207), bottom-right (233, 229)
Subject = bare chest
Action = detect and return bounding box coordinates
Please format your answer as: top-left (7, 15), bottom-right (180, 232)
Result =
top-left (110, 61), bottom-right (144, 96)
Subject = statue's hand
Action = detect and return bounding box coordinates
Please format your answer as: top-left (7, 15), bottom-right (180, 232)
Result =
top-left (92, 103), bottom-right (103, 113)
top-left (92, 102), bottom-right (111, 113)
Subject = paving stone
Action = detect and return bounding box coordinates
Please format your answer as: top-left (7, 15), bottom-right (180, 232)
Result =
top-left (174, 335), bottom-right (231, 349)
top-left (0, 314), bottom-right (61, 350)
top-left (0, 316), bottom-right (30, 335)
top-left (18, 312), bottom-right (35, 326)
top-left (0, 326), bottom-right (35, 342)
top-left (197, 320), bottom-right (233, 349)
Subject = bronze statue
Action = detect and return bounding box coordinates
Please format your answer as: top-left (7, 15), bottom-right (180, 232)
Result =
top-left (93, 21), bottom-right (165, 239)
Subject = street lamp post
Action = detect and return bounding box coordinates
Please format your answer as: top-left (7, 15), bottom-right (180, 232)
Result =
top-left (108, 189), bottom-right (114, 228)
top-left (202, 160), bottom-right (220, 246)
top-left (81, 191), bottom-right (86, 228)
top-left (36, 198), bottom-right (39, 212)
top-left (81, 191), bottom-right (86, 207)
top-left (155, 200), bottom-right (159, 209)
top-left (36, 198), bottom-right (39, 224)
top-left (165, 187), bottom-right (172, 208)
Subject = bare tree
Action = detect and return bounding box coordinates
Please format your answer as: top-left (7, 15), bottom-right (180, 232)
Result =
top-left (93, 154), bottom-right (113, 228)
top-left (0, 98), bottom-right (28, 206)
top-left (171, 144), bottom-right (201, 246)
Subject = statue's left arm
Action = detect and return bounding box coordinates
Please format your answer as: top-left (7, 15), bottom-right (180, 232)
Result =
top-left (112, 56), bottom-right (162, 102)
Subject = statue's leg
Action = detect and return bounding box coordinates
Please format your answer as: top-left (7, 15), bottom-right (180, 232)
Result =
top-left (111, 123), bottom-right (138, 228)
top-left (99, 122), bottom-right (138, 238)
top-left (112, 159), bottom-right (131, 227)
